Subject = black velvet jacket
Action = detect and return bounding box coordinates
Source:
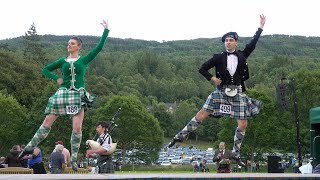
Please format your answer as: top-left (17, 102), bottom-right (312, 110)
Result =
top-left (198, 28), bottom-right (263, 92)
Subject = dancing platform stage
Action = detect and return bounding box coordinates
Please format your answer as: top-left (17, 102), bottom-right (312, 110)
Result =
top-left (0, 173), bottom-right (320, 180)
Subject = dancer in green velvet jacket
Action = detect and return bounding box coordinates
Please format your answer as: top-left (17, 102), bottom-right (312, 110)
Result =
top-left (19, 19), bottom-right (110, 171)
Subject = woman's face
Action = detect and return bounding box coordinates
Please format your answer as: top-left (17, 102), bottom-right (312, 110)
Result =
top-left (67, 39), bottom-right (81, 53)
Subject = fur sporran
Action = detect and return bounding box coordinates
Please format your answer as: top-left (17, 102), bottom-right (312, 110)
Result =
top-left (82, 91), bottom-right (95, 107)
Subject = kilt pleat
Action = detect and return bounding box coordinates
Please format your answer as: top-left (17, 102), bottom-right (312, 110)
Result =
top-left (98, 161), bottom-right (114, 173)
top-left (202, 86), bottom-right (262, 120)
top-left (45, 88), bottom-right (95, 115)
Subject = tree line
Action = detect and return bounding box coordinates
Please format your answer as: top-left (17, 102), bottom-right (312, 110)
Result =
top-left (0, 24), bottom-right (320, 163)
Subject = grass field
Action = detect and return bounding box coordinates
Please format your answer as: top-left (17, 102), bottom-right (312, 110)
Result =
top-left (116, 164), bottom-right (275, 173)
top-left (163, 137), bottom-right (214, 150)
top-left (116, 138), bottom-right (294, 174)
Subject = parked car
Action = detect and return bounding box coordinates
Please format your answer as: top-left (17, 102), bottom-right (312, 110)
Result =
top-left (181, 158), bottom-right (191, 164)
top-left (171, 157), bottom-right (182, 164)
top-left (206, 159), bottom-right (215, 165)
top-left (161, 161), bottom-right (172, 166)
top-left (168, 155), bottom-right (175, 162)
top-left (156, 158), bottom-right (164, 165)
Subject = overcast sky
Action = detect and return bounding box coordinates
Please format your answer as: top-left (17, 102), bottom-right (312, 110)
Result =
top-left (1, 0), bottom-right (318, 42)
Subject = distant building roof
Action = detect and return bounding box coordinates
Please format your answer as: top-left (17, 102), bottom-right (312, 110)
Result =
top-left (146, 102), bottom-right (179, 113)
top-left (165, 103), bottom-right (178, 113)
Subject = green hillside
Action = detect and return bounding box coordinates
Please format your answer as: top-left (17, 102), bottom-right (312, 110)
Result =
top-left (0, 29), bottom-right (319, 163)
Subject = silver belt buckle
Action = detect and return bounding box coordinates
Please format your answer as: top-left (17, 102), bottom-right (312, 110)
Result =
top-left (225, 85), bottom-right (238, 97)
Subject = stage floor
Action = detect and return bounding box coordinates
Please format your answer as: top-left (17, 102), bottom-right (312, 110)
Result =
top-left (0, 173), bottom-right (320, 180)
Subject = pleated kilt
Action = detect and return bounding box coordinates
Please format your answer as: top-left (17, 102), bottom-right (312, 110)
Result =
top-left (45, 88), bottom-right (95, 115)
top-left (98, 160), bottom-right (114, 174)
top-left (202, 85), bottom-right (262, 120)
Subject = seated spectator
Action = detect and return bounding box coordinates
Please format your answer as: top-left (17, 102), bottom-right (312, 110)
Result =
top-left (5, 145), bottom-right (22, 167)
top-left (0, 157), bottom-right (6, 168)
top-left (50, 144), bottom-right (66, 174)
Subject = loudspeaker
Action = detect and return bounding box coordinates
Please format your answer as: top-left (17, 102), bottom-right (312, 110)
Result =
top-left (268, 156), bottom-right (284, 173)
top-left (276, 84), bottom-right (288, 108)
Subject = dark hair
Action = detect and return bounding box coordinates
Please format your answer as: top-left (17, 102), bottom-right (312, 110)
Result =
top-left (70, 36), bottom-right (83, 47)
top-left (221, 32), bottom-right (238, 42)
top-left (11, 145), bottom-right (20, 151)
top-left (95, 121), bottom-right (109, 129)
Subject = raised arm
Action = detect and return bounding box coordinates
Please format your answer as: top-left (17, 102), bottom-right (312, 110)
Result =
top-left (242, 14), bottom-right (266, 58)
top-left (82, 19), bottom-right (110, 65)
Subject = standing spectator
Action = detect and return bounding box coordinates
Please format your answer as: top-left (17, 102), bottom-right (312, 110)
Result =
top-left (116, 160), bottom-right (122, 171)
top-left (256, 161), bottom-right (260, 172)
top-left (5, 145), bottom-right (22, 167)
top-left (193, 162), bottom-right (200, 172)
top-left (294, 159), bottom-right (299, 173)
top-left (213, 142), bottom-right (232, 173)
top-left (292, 157), bottom-right (299, 173)
top-left (251, 161), bottom-right (256, 172)
top-left (22, 147), bottom-right (46, 174)
top-left (50, 144), bottom-right (66, 174)
top-left (245, 160), bottom-right (251, 172)
top-left (55, 140), bottom-right (71, 167)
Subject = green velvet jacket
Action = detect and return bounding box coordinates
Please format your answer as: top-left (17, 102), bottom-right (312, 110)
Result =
top-left (42, 29), bottom-right (110, 90)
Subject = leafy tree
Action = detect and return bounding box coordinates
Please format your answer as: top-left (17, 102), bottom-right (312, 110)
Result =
top-left (86, 75), bottom-right (116, 97)
top-left (0, 93), bottom-right (28, 154)
top-left (217, 89), bottom-right (280, 162)
top-left (23, 22), bottom-right (47, 63)
top-left (135, 51), bottom-right (159, 76)
top-left (171, 100), bottom-right (199, 140)
top-left (196, 117), bottom-right (221, 143)
top-left (2, 31), bottom-right (320, 159)
top-left (150, 102), bottom-right (173, 136)
top-left (288, 69), bottom-right (320, 155)
top-left (91, 95), bottom-right (164, 164)
top-left (0, 48), bottom-right (47, 108)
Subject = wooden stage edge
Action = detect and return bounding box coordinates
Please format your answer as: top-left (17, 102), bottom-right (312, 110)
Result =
top-left (0, 173), bottom-right (320, 180)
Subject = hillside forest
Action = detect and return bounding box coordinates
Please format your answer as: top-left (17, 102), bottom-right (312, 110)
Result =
top-left (1, 23), bottom-right (320, 163)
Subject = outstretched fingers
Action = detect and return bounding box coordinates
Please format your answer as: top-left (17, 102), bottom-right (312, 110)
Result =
top-left (259, 14), bottom-right (266, 28)
top-left (101, 19), bottom-right (109, 29)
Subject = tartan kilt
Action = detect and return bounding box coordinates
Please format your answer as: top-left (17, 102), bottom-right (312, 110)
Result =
top-left (202, 86), bottom-right (262, 120)
top-left (98, 160), bottom-right (114, 174)
top-left (45, 88), bottom-right (95, 115)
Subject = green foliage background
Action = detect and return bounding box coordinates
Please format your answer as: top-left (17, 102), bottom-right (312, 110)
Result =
top-left (1, 24), bottom-right (320, 163)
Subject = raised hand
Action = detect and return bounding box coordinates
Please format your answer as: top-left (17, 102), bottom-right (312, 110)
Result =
top-left (101, 19), bottom-right (109, 29)
top-left (259, 14), bottom-right (266, 29)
